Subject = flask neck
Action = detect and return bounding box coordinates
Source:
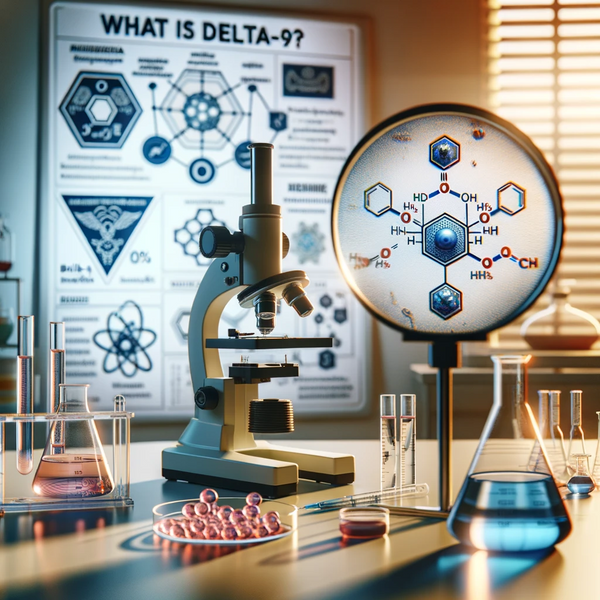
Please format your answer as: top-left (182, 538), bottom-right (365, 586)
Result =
top-left (58, 385), bottom-right (90, 413)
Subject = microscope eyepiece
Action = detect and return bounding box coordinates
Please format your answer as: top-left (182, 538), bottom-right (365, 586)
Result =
top-left (253, 291), bottom-right (277, 335)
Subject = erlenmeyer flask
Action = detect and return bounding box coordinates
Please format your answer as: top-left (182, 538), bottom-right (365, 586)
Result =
top-left (567, 454), bottom-right (595, 495)
top-left (447, 355), bottom-right (572, 552)
top-left (32, 384), bottom-right (114, 498)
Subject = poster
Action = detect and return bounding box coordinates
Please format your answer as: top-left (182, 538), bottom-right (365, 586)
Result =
top-left (41, 1), bottom-right (368, 417)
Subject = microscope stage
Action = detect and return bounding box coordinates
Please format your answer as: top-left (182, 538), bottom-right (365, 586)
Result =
top-left (206, 337), bottom-right (333, 349)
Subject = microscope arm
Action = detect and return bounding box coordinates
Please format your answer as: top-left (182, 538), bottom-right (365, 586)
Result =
top-left (188, 253), bottom-right (243, 390)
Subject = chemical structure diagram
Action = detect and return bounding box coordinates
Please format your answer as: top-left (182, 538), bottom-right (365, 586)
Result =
top-left (310, 292), bottom-right (350, 370)
top-left (174, 208), bottom-right (227, 266)
top-left (142, 69), bottom-right (287, 184)
top-left (351, 134), bottom-right (538, 322)
top-left (60, 72), bottom-right (142, 149)
top-left (292, 222), bottom-right (326, 264)
top-left (93, 300), bottom-right (157, 377)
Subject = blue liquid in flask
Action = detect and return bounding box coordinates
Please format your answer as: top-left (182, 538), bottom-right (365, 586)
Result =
top-left (447, 471), bottom-right (571, 552)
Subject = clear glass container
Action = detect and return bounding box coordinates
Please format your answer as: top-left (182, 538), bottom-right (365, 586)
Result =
top-left (567, 390), bottom-right (587, 476)
top-left (520, 279), bottom-right (600, 350)
top-left (593, 411), bottom-right (600, 487)
top-left (152, 497), bottom-right (297, 545)
top-left (380, 394), bottom-right (397, 489)
top-left (567, 454), bottom-right (595, 495)
top-left (32, 384), bottom-right (114, 498)
top-left (0, 307), bottom-right (14, 346)
top-left (545, 390), bottom-right (568, 483)
top-left (339, 507), bottom-right (389, 539)
top-left (447, 355), bottom-right (572, 552)
top-left (0, 216), bottom-right (13, 274)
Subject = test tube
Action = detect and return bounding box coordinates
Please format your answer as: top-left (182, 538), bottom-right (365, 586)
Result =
top-left (547, 390), bottom-right (568, 482)
top-left (16, 316), bottom-right (34, 475)
top-left (568, 390), bottom-right (587, 474)
top-left (49, 322), bottom-right (65, 454)
top-left (538, 390), bottom-right (550, 438)
top-left (380, 394), bottom-right (397, 490)
top-left (113, 394), bottom-right (129, 498)
top-left (399, 394), bottom-right (416, 489)
top-left (592, 411), bottom-right (600, 485)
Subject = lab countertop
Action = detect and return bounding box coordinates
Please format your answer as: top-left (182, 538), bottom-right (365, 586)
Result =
top-left (0, 439), bottom-right (598, 600)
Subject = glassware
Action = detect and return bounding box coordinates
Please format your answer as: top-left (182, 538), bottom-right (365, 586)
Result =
top-left (567, 390), bottom-right (587, 476)
top-left (399, 394), bottom-right (416, 488)
top-left (520, 279), bottom-right (600, 350)
top-left (32, 384), bottom-right (114, 498)
top-left (153, 497), bottom-right (297, 545)
top-left (0, 307), bottom-right (14, 346)
top-left (49, 322), bottom-right (66, 454)
top-left (302, 483), bottom-right (429, 511)
top-left (567, 454), bottom-right (595, 495)
top-left (0, 215), bottom-right (13, 275)
top-left (16, 316), bottom-right (34, 475)
top-left (339, 507), bottom-right (389, 539)
top-left (380, 394), bottom-right (397, 489)
top-left (447, 355), bottom-right (572, 552)
top-left (544, 390), bottom-right (568, 483)
top-left (593, 411), bottom-right (600, 485)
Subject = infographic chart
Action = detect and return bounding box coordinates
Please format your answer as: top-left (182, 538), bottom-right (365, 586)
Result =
top-left (42, 2), bottom-right (366, 417)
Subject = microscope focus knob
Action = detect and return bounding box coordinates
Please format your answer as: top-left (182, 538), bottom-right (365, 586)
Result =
top-left (194, 386), bottom-right (219, 410)
top-left (199, 226), bottom-right (244, 258)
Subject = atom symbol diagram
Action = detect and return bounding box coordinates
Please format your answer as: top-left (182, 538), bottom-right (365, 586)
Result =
top-left (93, 300), bottom-right (157, 377)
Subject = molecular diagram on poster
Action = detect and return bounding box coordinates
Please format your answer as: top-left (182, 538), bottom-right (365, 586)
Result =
top-left (142, 69), bottom-right (287, 185)
top-left (93, 300), bottom-right (157, 377)
top-left (174, 208), bottom-right (228, 266)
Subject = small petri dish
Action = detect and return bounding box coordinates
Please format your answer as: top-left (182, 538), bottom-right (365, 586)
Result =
top-left (153, 497), bottom-right (297, 545)
top-left (339, 506), bottom-right (390, 539)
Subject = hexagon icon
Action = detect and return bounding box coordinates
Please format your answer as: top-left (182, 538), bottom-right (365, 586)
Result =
top-left (423, 214), bottom-right (467, 266)
top-left (60, 72), bottom-right (141, 148)
top-left (364, 183), bottom-right (392, 216)
top-left (175, 310), bottom-right (191, 341)
top-left (430, 284), bottom-right (462, 320)
top-left (430, 136), bottom-right (460, 170)
top-left (498, 182), bottom-right (526, 215)
top-left (160, 69), bottom-right (243, 151)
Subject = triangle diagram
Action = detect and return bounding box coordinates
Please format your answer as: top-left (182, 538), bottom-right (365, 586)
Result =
top-left (62, 195), bottom-right (153, 276)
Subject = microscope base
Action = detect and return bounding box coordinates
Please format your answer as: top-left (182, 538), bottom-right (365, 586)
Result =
top-left (162, 444), bottom-right (299, 498)
top-left (162, 441), bottom-right (355, 497)
top-left (241, 442), bottom-right (355, 485)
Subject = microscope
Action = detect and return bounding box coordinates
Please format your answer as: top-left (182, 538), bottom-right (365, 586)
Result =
top-left (162, 143), bottom-right (355, 498)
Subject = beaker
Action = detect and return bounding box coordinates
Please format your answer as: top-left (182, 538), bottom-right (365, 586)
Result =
top-left (447, 355), bottom-right (572, 552)
top-left (32, 384), bottom-right (114, 499)
top-left (567, 454), bottom-right (595, 495)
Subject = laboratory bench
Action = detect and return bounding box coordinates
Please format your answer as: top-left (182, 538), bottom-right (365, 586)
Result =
top-left (0, 439), bottom-right (597, 600)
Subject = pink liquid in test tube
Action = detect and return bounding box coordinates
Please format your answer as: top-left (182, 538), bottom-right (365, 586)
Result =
top-left (17, 316), bottom-right (34, 474)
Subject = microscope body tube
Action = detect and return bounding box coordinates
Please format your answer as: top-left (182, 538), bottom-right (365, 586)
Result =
top-left (240, 143), bottom-right (282, 285)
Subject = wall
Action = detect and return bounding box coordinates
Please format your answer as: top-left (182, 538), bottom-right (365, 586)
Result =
top-left (0, 0), bottom-right (486, 440)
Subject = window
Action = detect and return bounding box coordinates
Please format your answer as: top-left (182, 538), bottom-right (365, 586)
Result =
top-left (489, 0), bottom-right (600, 345)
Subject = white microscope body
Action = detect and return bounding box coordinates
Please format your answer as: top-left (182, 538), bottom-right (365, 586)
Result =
top-left (162, 143), bottom-right (355, 497)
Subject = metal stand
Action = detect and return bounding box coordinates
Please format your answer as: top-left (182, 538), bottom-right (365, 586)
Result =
top-left (385, 339), bottom-right (461, 519)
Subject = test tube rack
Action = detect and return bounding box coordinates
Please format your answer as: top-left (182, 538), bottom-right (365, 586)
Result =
top-left (0, 408), bottom-right (133, 513)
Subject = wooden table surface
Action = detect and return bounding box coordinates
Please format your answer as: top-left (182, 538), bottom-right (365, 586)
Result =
top-left (0, 439), bottom-right (597, 600)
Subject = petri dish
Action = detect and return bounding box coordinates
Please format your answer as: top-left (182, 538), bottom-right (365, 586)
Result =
top-left (339, 507), bottom-right (390, 539)
top-left (153, 497), bottom-right (297, 545)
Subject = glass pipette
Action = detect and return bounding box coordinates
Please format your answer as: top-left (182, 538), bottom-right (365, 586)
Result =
top-left (302, 483), bottom-right (429, 511)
